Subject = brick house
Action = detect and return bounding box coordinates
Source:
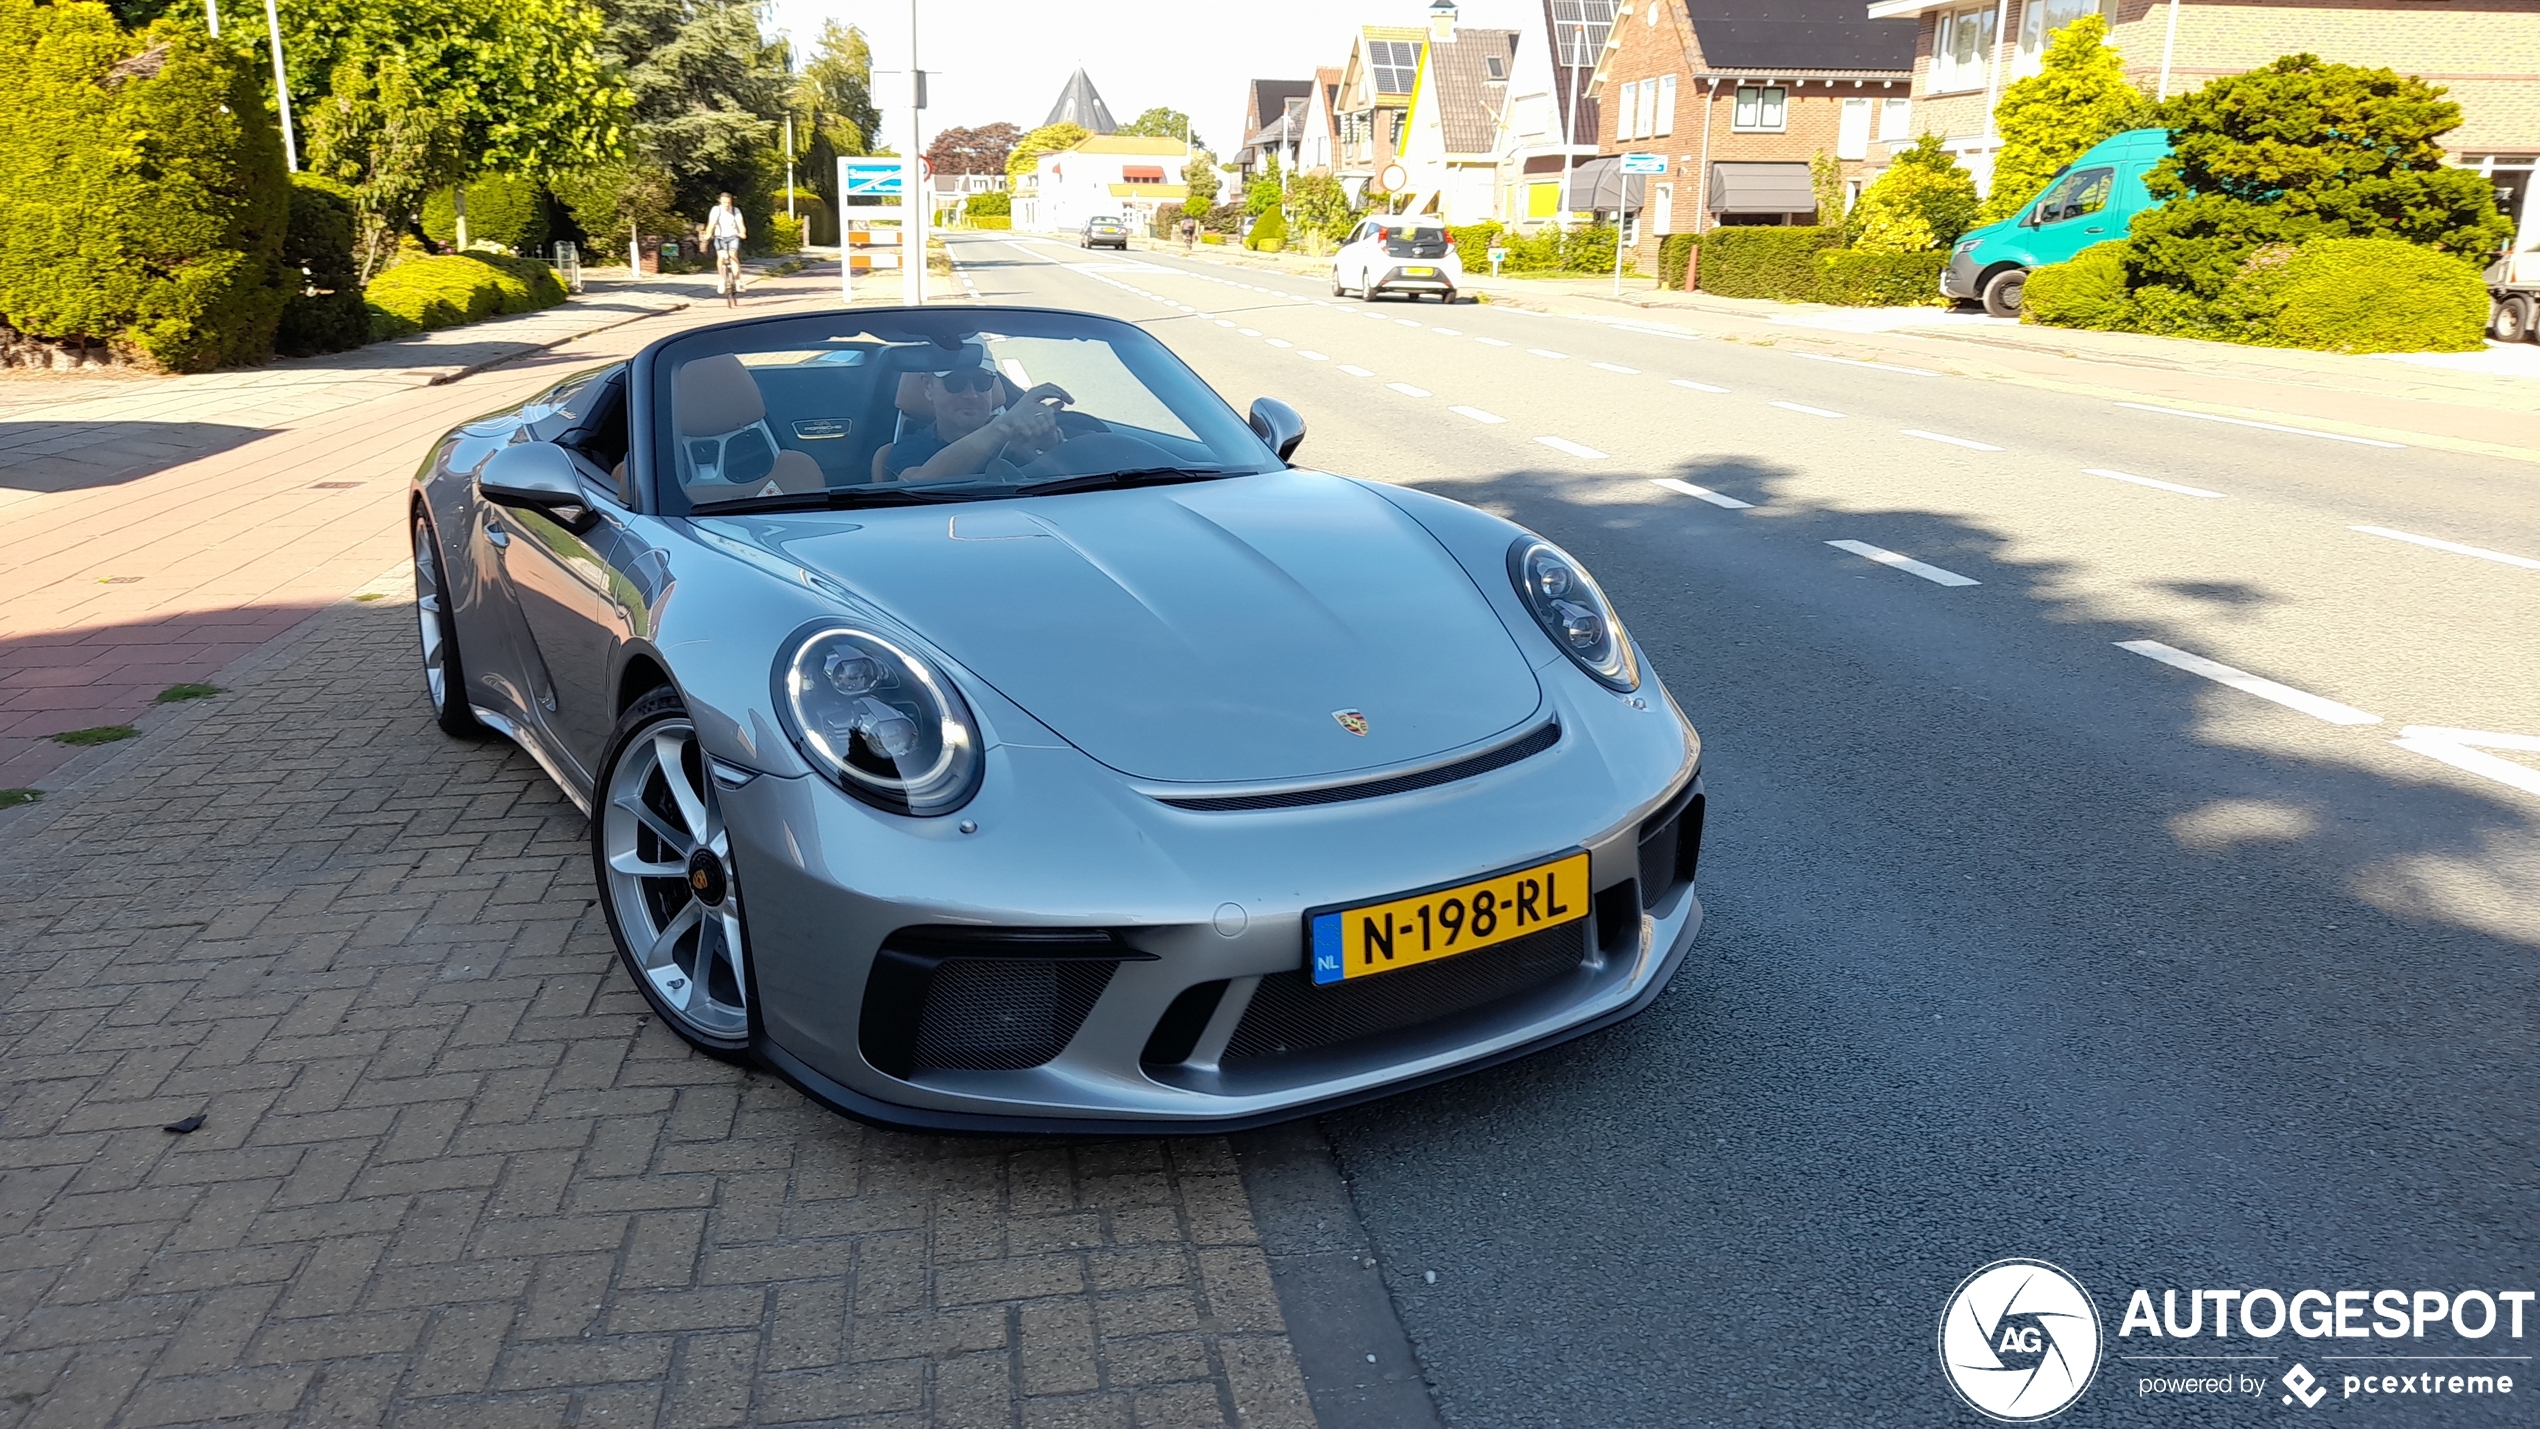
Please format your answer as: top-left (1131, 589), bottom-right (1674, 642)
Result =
top-left (1336, 24), bottom-right (1434, 201)
top-left (1867, 0), bottom-right (2540, 246)
top-left (1490, 0), bottom-right (1614, 231)
top-left (1396, 7), bottom-right (1521, 222)
top-left (1235, 78), bottom-right (1315, 182)
top-left (1587, 0), bottom-right (1920, 269)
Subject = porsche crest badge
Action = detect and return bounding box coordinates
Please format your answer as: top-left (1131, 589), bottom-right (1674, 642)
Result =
top-left (1333, 710), bottom-right (1370, 737)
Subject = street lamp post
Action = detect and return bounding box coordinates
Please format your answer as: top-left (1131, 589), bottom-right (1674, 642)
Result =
top-left (901, 0), bottom-right (925, 305)
top-left (262, 0), bottom-right (296, 171)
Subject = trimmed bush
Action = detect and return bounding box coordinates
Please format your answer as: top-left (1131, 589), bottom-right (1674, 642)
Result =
top-left (276, 175), bottom-right (368, 356)
top-left (0, 3), bottom-right (292, 371)
top-left (1695, 227), bottom-right (1839, 299)
top-left (765, 214), bottom-right (803, 253)
top-left (967, 191), bottom-right (1011, 217)
top-left (421, 176), bottom-right (549, 253)
top-left (1659, 233), bottom-right (1699, 290)
top-left (2021, 242), bottom-right (2134, 330)
top-left (1813, 250), bottom-right (1948, 307)
top-left (1247, 208), bottom-right (1289, 252)
top-left (364, 253), bottom-right (566, 341)
top-left (969, 214), bottom-right (1012, 230)
top-left (2257, 238), bottom-right (2489, 352)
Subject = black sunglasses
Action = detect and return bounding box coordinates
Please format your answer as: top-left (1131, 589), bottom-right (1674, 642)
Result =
top-left (938, 368), bottom-right (998, 394)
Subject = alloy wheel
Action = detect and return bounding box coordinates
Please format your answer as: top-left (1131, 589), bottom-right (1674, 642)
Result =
top-left (414, 522), bottom-right (448, 715)
top-left (601, 716), bottom-right (750, 1042)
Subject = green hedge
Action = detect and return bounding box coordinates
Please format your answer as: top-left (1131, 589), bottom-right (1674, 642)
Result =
top-left (765, 214), bottom-right (803, 254)
top-left (421, 176), bottom-right (549, 254)
top-left (967, 214), bottom-right (1012, 230)
top-left (276, 174), bottom-right (367, 356)
top-left (0, 2), bottom-right (291, 371)
top-left (1694, 227), bottom-right (1840, 300)
top-left (1451, 220), bottom-right (1622, 275)
top-left (967, 190), bottom-right (1012, 217)
top-left (2027, 235), bottom-right (2486, 352)
top-left (365, 253), bottom-right (567, 341)
top-left (1813, 250), bottom-right (1948, 307)
top-left (1658, 233), bottom-right (1698, 290)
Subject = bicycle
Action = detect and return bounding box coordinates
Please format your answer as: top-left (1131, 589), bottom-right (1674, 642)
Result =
top-left (714, 239), bottom-right (742, 308)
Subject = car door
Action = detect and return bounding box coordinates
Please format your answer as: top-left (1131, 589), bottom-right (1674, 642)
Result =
top-left (479, 369), bottom-right (654, 779)
top-left (1338, 222), bottom-right (1373, 287)
top-left (2028, 165), bottom-right (2118, 263)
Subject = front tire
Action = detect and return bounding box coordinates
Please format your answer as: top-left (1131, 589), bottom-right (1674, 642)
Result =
top-left (2493, 295), bottom-right (2533, 344)
top-left (1981, 267), bottom-right (2026, 319)
top-left (412, 513), bottom-right (482, 738)
top-left (594, 688), bottom-right (753, 1060)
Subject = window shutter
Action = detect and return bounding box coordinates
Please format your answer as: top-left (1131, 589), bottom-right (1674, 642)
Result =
top-left (1656, 76), bottom-right (1676, 137)
top-left (1837, 97), bottom-right (1872, 160)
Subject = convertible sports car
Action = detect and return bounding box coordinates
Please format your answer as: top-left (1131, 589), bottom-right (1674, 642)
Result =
top-left (410, 304), bottom-right (1705, 1131)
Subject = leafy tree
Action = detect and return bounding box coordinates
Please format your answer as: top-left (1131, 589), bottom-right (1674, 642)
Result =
top-left (1117, 106), bottom-right (1203, 151)
top-left (2125, 54), bottom-right (2512, 297)
top-left (550, 161), bottom-right (679, 256)
top-left (592, 0), bottom-right (786, 218)
top-left (1982, 14), bottom-right (2150, 223)
top-left (1181, 151), bottom-right (1221, 208)
top-left (1005, 121), bottom-right (1088, 179)
top-left (1851, 135), bottom-right (1980, 252)
top-left (791, 21), bottom-right (878, 220)
top-left (1809, 150), bottom-right (1846, 234)
top-left (1245, 152), bottom-right (1283, 216)
top-left (1288, 171), bottom-right (1353, 240)
top-left (927, 123), bottom-right (1022, 176)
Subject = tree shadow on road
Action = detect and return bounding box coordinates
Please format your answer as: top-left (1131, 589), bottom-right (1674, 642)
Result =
top-left (0, 421), bottom-right (269, 493)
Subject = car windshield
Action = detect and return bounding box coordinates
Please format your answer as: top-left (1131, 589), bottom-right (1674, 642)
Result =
top-left (649, 309), bottom-right (1284, 514)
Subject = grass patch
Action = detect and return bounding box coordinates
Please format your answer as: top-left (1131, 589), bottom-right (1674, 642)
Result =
top-left (51, 725), bottom-right (136, 746)
top-left (0, 788), bottom-right (41, 809)
top-left (354, 593), bottom-right (387, 602)
top-left (154, 683), bottom-right (223, 703)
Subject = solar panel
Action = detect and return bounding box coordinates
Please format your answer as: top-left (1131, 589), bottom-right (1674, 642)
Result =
top-left (1371, 39), bottom-right (1420, 94)
top-left (1550, 0), bottom-right (1615, 66)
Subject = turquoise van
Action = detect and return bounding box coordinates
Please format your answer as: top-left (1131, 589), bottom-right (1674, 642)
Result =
top-left (1944, 128), bottom-right (2173, 316)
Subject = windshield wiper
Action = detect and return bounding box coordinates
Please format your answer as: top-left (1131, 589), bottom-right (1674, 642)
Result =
top-left (1012, 466), bottom-right (1235, 498)
top-left (689, 486), bottom-right (974, 515)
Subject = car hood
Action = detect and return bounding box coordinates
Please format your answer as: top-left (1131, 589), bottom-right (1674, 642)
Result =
top-left (750, 471), bottom-right (1543, 783)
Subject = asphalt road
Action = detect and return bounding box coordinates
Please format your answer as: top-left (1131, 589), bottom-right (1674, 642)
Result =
top-left (945, 233), bottom-right (2540, 1428)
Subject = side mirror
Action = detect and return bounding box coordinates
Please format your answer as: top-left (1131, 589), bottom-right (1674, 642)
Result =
top-left (1248, 398), bottom-right (1306, 463)
top-left (478, 440), bottom-right (585, 511)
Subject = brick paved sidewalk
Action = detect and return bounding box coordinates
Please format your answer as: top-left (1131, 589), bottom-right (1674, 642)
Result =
top-left (0, 590), bottom-right (1316, 1429)
top-left (0, 266), bottom-right (843, 794)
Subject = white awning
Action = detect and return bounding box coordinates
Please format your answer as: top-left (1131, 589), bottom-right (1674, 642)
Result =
top-left (1708, 162), bottom-right (1817, 215)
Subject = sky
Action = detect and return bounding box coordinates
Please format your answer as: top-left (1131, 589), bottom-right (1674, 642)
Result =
top-left (766, 0), bottom-right (1547, 160)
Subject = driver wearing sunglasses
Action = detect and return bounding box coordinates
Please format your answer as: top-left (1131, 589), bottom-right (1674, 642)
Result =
top-left (874, 363), bottom-right (1070, 484)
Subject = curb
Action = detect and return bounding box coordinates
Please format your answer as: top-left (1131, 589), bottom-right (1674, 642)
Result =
top-left (421, 294), bottom-right (695, 388)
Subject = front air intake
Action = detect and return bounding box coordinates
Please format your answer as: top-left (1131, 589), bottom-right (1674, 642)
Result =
top-left (859, 928), bottom-right (1144, 1078)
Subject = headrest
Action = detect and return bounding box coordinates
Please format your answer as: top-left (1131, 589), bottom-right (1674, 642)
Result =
top-left (674, 353), bottom-right (766, 436)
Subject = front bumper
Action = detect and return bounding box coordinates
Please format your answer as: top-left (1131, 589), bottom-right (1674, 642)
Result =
top-left (1943, 249), bottom-right (1982, 300)
top-left (725, 684), bottom-right (1701, 1131)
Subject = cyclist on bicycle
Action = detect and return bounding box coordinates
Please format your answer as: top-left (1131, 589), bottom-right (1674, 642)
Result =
top-left (706, 193), bottom-right (747, 307)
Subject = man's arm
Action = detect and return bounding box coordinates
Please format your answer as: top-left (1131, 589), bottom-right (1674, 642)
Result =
top-left (904, 403), bottom-right (1062, 484)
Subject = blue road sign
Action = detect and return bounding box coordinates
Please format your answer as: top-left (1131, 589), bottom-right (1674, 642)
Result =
top-left (1620, 152), bottom-right (1667, 175)
top-left (840, 159), bottom-right (905, 198)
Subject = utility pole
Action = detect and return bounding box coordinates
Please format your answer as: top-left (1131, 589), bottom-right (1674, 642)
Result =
top-left (204, 0), bottom-right (217, 36)
top-left (1556, 14), bottom-right (1585, 231)
top-left (262, 0), bottom-right (296, 171)
top-left (901, 0), bottom-right (925, 306)
top-left (785, 115), bottom-right (796, 220)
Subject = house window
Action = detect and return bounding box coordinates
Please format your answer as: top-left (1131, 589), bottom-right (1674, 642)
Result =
top-left (1655, 75), bottom-right (1676, 137)
top-left (1878, 96), bottom-right (1913, 141)
top-left (1837, 97), bottom-right (1873, 160)
top-left (1486, 54), bottom-right (1506, 79)
top-left (1732, 85), bottom-right (1787, 132)
top-left (1620, 80), bottom-right (1641, 141)
top-left (1929, 5), bottom-right (1996, 94)
top-left (2014, 0), bottom-right (2108, 77)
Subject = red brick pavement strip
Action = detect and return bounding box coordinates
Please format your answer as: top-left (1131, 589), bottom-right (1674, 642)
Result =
top-left (0, 592), bottom-right (1317, 1428)
top-left (0, 270), bottom-right (843, 792)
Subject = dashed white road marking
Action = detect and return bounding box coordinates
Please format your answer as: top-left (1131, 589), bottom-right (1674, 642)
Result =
top-left (2116, 640), bottom-right (2380, 725)
top-left (1590, 362), bottom-right (1640, 374)
top-left (1265, 338), bottom-right (1294, 348)
top-left (2115, 401), bottom-right (2406, 448)
top-left (1298, 350), bottom-right (1330, 361)
top-left (1771, 401), bottom-right (1848, 419)
top-left (1214, 320), bottom-right (1237, 328)
top-left (1339, 365), bottom-right (1376, 377)
top-left (2349, 525), bottom-right (2540, 571)
top-left (1448, 405), bottom-right (1507, 424)
top-left (1652, 478), bottom-right (1753, 509)
top-left (1900, 428), bottom-right (2004, 452)
top-left (1432, 327), bottom-right (1462, 336)
top-left (1396, 319), bottom-right (1424, 328)
top-left (1526, 348), bottom-right (1569, 360)
top-left (1669, 379), bottom-right (1730, 394)
top-left (1826, 540), bottom-right (1979, 587)
top-left (1535, 436), bottom-right (1607, 460)
top-left (1788, 351), bottom-right (1939, 377)
top-left (2082, 467), bottom-right (2226, 500)
top-left (1476, 337), bottom-right (1512, 347)
top-left (1237, 328), bottom-right (1262, 337)
top-left (1386, 382), bottom-right (1433, 398)
top-left (2391, 727), bottom-right (2540, 800)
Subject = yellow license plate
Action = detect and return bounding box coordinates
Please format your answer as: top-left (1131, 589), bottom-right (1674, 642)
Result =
top-left (1309, 852), bottom-right (1589, 985)
top-left (1404, 266), bottom-right (1437, 276)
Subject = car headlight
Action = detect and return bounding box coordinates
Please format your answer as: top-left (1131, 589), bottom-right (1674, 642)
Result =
top-left (1507, 538), bottom-right (1638, 692)
top-left (778, 627), bottom-right (981, 816)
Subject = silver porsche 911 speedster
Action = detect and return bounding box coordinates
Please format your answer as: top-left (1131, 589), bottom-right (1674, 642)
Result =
top-left (410, 305), bottom-right (1705, 1131)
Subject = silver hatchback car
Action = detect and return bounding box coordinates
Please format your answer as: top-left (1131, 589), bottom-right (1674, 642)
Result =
top-left (409, 306), bottom-right (1704, 1131)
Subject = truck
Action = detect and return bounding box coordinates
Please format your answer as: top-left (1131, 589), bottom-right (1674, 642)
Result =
top-left (2485, 251), bottom-right (2540, 343)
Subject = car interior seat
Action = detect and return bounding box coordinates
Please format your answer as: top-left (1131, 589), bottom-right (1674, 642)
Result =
top-left (673, 353), bottom-right (824, 498)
